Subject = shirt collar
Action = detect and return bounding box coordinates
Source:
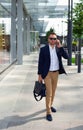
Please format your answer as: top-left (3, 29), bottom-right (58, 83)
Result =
top-left (49, 44), bottom-right (56, 50)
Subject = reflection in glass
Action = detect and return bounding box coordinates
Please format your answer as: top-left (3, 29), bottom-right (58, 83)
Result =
top-left (0, 1), bottom-right (11, 72)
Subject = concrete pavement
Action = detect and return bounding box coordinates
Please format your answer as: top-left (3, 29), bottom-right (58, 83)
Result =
top-left (0, 51), bottom-right (83, 130)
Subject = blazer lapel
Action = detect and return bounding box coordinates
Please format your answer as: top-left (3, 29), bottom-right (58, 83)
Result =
top-left (55, 46), bottom-right (58, 54)
top-left (55, 46), bottom-right (60, 60)
top-left (46, 44), bottom-right (50, 62)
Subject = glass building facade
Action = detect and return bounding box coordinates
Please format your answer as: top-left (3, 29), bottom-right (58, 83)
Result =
top-left (0, 0), bottom-right (11, 72)
top-left (0, 0), bottom-right (39, 73)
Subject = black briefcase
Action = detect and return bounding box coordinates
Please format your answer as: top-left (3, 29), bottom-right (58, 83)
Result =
top-left (33, 81), bottom-right (46, 101)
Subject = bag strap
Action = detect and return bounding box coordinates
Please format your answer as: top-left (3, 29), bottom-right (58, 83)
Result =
top-left (33, 91), bottom-right (43, 101)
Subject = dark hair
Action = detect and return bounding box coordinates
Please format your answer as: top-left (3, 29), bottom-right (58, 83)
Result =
top-left (47, 32), bottom-right (56, 38)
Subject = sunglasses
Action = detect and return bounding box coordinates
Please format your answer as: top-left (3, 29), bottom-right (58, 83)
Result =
top-left (49, 38), bottom-right (57, 40)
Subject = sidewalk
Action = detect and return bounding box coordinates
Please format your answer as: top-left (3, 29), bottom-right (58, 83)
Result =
top-left (0, 51), bottom-right (83, 130)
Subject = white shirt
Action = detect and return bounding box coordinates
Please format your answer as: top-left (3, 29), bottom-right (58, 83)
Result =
top-left (49, 45), bottom-right (59, 71)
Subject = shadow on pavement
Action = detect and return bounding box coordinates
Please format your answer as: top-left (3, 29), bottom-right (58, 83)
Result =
top-left (0, 109), bottom-right (46, 129)
top-left (66, 125), bottom-right (83, 130)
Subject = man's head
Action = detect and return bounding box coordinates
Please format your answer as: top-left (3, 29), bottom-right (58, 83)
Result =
top-left (48, 32), bottom-right (57, 46)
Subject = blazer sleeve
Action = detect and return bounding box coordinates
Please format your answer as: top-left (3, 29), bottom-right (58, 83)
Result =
top-left (38, 48), bottom-right (44, 75)
top-left (59, 47), bottom-right (69, 59)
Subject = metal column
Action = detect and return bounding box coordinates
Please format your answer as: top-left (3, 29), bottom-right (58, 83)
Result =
top-left (67, 0), bottom-right (73, 65)
top-left (26, 16), bottom-right (30, 54)
top-left (78, 38), bottom-right (81, 73)
top-left (17, 0), bottom-right (23, 64)
top-left (23, 16), bottom-right (27, 54)
top-left (10, 0), bottom-right (16, 63)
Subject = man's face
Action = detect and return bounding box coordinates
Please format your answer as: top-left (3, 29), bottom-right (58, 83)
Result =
top-left (48, 34), bottom-right (57, 46)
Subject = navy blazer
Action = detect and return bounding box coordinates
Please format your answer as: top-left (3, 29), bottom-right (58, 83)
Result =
top-left (38, 45), bottom-right (69, 79)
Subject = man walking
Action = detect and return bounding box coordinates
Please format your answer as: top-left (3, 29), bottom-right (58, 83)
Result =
top-left (38, 32), bottom-right (69, 121)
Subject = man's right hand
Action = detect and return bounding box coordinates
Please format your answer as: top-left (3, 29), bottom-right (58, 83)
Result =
top-left (38, 75), bottom-right (43, 83)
